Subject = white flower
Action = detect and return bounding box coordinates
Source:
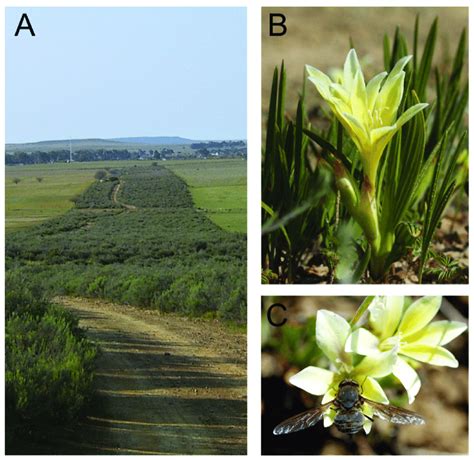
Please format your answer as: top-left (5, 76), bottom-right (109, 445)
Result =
top-left (345, 296), bottom-right (467, 403)
top-left (288, 309), bottom-right (397, 434)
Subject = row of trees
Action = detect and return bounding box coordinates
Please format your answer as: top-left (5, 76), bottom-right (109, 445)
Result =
top-left (6, 145), bottom-right (247, 165)
top-left (6, 149), bottom-right (143, 165)
top-left (190, 140), bottom-right (246, 149)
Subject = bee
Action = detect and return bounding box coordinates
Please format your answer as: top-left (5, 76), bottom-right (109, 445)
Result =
top-left (273, 379), bottom-right (425, 436)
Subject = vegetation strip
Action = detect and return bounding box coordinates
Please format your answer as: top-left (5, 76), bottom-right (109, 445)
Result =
top-left (6, 164), bottom-right (246, 321)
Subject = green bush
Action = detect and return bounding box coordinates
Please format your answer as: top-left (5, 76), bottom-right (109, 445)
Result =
top-left (5, 273), bottom-right (50, 320)
top-left (73, 180), bottom-right (119, 209)
top-left (5, 282), bottom-right (96, 446)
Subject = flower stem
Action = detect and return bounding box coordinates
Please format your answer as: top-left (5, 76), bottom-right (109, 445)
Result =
top-left (333, 165), bottom-right (385, 280)
top-left (369, 231), bottom-right (395, 280)
top-left (350, 296), bottom-right (375, 327)
top-left (359, 177), bottom-right (380, 253)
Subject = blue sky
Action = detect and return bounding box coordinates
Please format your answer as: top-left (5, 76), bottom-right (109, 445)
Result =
top-left (6, 8), bottom-right (246, 143)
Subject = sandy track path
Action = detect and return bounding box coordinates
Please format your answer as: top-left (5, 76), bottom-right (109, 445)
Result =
top-left (111, 180), bottom-right (137, 210)
top-left (52, 297), bottom-right (247, 455)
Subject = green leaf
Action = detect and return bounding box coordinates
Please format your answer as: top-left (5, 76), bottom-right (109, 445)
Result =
top-left (261, 201), bottom-right (291, 251)
top-left (277, 61), bottom-right (286, 130)
top-left (414, 17), bottom-right (437, 100)
top-left (303, 128), bottom-right (353, 173)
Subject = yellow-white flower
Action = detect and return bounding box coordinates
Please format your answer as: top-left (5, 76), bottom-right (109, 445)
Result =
top-left (289, 310), bottom-right (397, 434)
top-left (306, 49), bottom-right (429, 185)
top-left (345, 296), bottom-right (467, 403)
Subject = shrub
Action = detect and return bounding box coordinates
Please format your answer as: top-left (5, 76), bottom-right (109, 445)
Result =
top-left (5, 281), bottom-right (96, 447)
top-left (94, 170), bottom-right (107, 180)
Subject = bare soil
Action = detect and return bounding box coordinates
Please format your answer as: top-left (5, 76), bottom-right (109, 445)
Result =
top-left (44, 297), bottom-right (247, 455)
top-left (112, 180), bottom-right (137, 211)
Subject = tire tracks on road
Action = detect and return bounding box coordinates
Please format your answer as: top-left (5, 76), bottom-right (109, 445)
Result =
top-left (52, 297), bottom-right (247, 455)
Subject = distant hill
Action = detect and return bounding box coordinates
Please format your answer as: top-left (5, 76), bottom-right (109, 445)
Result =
top-left (111, 136), bottom-right (197, 145)
top-left (6, 137), bottom-right (199, 153)
top-left (6, 138), bottom-right (127, 153)
top-left (6, 136), bottom-right (246, 154)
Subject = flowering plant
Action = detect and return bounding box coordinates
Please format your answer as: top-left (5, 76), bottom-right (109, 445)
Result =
top-left (262, 18), bottom-right (468, 284)
top-left (307, 50), bottom-right (428, 189)
top-left (288, 296), bottom-right (466, 434)
top-left (306, 50), bottom-right (429, 278)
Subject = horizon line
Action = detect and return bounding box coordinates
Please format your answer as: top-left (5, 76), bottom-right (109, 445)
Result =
top-left (6, 135), bottom-right (247, 145)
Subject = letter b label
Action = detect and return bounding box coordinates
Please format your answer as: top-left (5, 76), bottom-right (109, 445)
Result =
top-left (269, 13), bottom-right (287, 37)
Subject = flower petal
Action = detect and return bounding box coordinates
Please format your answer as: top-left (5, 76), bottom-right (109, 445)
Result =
top-left (370, 125), bottom-right (397, 145)
top-left (343, 49), bottom-right (362, 92)
top-left (342, 112), bottom-right (370, 150)
top-left (351, 69), bottom-right (368, 124)
top-left (374, 56), bottom-right (411, 125)
top-left (321, 385), bottom-right (338, 404)
top-left (345, 328), bottom-right (380, 355)
top-left (399, 296), bottom-right (442, 336)
top-left (323, 407), bottom-right (336, 427)
top-left (392, 357), bottom-right (421, 404)
top-left (366, 71), bottom-right (387, 111)
top-left (353, 348), bottom-right (397, 378)
top-left (360, 376), bottom-right (389, 403)
top-left (363, 419), bottom-right (373, 434)
top-left (370, 125), bottom-right (398, 171)
top-left (391, 55), bottom-right (413, 74)
top-left (329, 82), bottom-right (350, 104)
top-left (404, 320), bottom-right (467, 347)
top-left (362, 402), bottom-right (374, 418)
top-left (376, 71), bottom-right (405, 124)
top-left (306, 64), bottom-right (333, 101)
top-left (395, 103), bottom-right (429, 130)
top-left (401, 344), bottom-right (459, 368)
top-left (289, 366), bottom-right (335, 395)
top-left (316, 309), bottom-right (351, 364)
top-left (368, 296), bottom-right (404, 340)
top-left (361, 403), bottom-right (374, 434)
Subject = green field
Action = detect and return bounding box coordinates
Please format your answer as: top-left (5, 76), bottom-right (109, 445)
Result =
top-left (6, 159), bottom-right (246, 233)
top-left (6, 164), bottom-right (96, 230)
top-left (166, 159), bottom-right (246, 233)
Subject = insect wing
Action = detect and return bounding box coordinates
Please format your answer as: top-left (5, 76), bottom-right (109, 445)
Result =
top-left (364, 399), bottom-right (425, 425)
top-left (273, 402), bottom-right (332, 435)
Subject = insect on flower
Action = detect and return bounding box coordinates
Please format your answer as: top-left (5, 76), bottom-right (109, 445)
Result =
top-left (273, 379), bottom-right (425, 436)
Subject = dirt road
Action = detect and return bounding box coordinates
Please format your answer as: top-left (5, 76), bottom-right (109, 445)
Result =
top-left (51, 297), bottom-right (247, 454)
top-left (112, 181), bottom-right (137, 211)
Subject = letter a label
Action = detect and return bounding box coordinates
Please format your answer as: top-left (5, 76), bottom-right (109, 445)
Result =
top-left (15, 13), bottom-right (35, 37)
